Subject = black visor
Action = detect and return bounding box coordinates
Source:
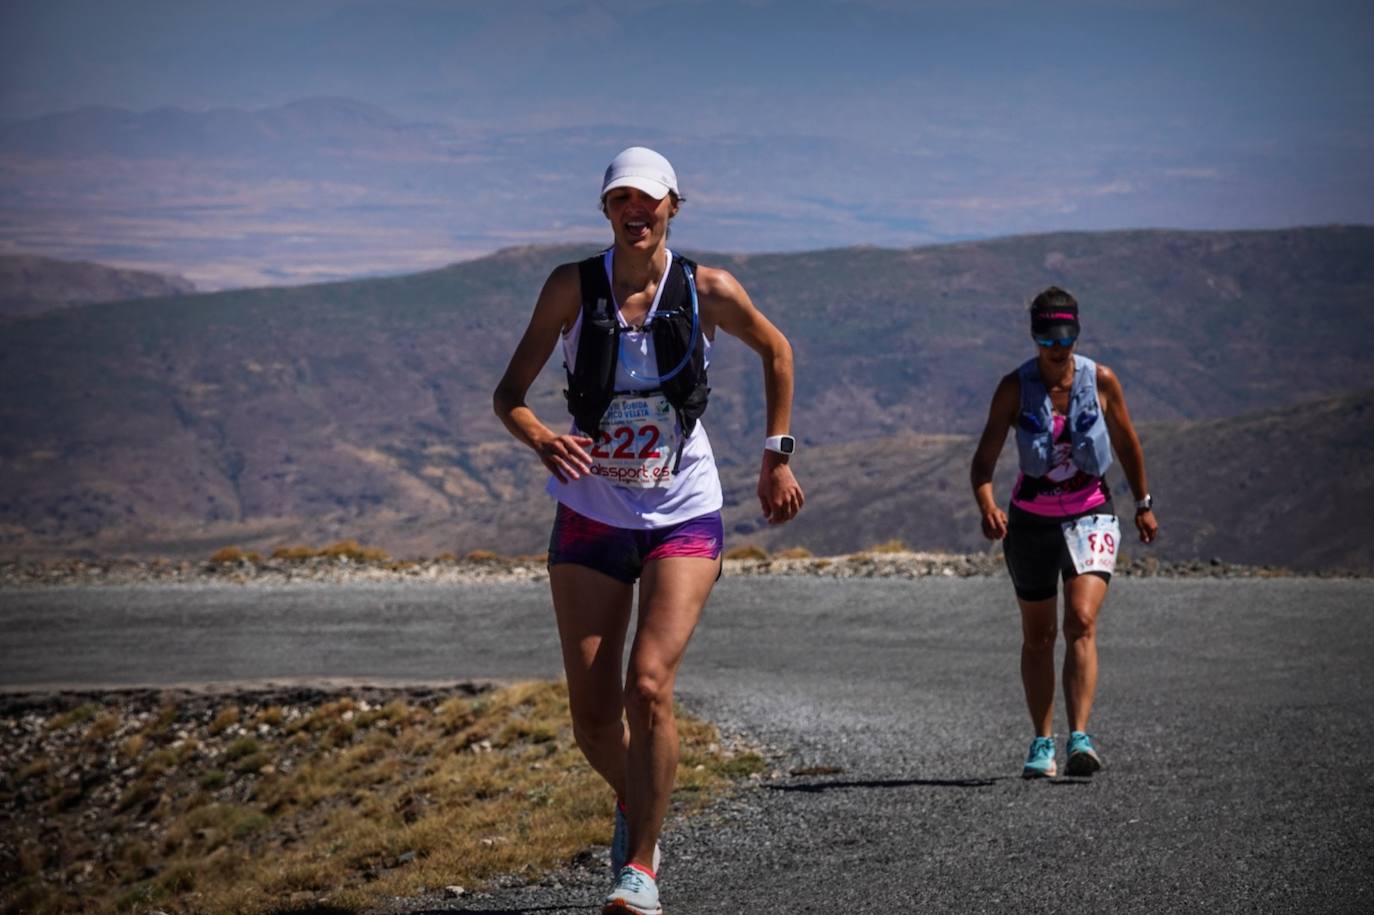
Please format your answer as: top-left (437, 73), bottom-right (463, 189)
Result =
top-left (1031, 320), bottom-right (1080, 340)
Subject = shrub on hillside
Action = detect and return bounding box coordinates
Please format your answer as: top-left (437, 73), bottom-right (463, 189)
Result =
top-left (318, 540), bottom-right (389, 563)
top-left (724, 544), bottom-right (768, 561)
top-left (773, 546), bottom-right (814, 559)
top-left (209, 547), bottom-right (262, 563)
top-left (270, 544), bottom-right (317, 561)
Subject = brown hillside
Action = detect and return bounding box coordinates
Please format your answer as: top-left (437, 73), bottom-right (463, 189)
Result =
top-left (0, 255), bottom-right (194, 318)
top-left (1, 228), bottom-right (1372, 566)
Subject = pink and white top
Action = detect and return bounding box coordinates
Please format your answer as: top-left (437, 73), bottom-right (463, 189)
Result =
top-left (1011, 412), bottom-right (1110, 517)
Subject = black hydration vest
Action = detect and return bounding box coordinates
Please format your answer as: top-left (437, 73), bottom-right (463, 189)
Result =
top-left (565, 251), bottom-right (710, 440)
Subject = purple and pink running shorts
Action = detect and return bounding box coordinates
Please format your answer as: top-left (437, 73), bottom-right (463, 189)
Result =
top-left (547, 503), bottom-right (723, 583)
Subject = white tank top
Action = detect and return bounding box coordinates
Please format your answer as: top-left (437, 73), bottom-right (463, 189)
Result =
top-left (545, 249), bottom-right (723, 528)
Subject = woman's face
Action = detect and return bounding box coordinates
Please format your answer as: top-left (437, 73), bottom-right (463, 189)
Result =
top-left (604, 187), bottom-right (677, 251)
top-left (1035, 334), bottom-right (1076, 370)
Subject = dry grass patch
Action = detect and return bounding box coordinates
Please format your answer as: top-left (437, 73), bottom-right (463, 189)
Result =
top-left (209, 546), bottom-right (262, 563)
top-left (464, 548), bottom-right (501, 561)
top-left (270, 544), bottom-right (318, 560)
top-left (319, 539), bottom-right (390, 562)
top-left (724, 544), bottom-right (769, 560)
top-left (255, 705), bottom-right (284, 727)
top-left (208, 703), bottom-right (240, 735)
top-left (210, 545), bottom-right (243, 563)
top-left (83, 711), bottom-right (121, 744)
top-left (45, 702), bottom-right (99, 731)
top-left (2, 681), bottom-right (756, 914)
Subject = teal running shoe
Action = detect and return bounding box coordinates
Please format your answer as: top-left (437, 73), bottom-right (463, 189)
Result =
top-left (1066, 731), bottom-right (1103, 776)
top-left (603, 864), bottom-right (662, 915)
top-left (610, 805), bottom-right (661, 876)
top-left (1022, 736), bottom-right (1057, 778)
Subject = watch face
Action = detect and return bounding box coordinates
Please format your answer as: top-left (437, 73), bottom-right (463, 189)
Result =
top-left (779, 436), bottom-right (795, 454)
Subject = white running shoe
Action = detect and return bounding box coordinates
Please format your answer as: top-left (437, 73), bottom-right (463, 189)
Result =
top-left (603, 864), bottom-right (663, 915)
top-left (611, 805), bottom-right (661, 875)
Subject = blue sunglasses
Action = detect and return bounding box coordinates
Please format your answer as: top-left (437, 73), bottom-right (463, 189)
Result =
top-left (1035, 336), bottom-right (1077, 348)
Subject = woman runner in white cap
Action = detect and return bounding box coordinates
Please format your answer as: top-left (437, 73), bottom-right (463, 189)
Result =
top-left (494, 146), bottom-right (804, 914)
top-left (970, 287), bottom-right (1158, 779)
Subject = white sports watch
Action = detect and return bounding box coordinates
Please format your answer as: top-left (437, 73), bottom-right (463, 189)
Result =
top-left (1135, 494), bottom-right (1153, 513)
top-left (764, 434), bottom-right (796, 456)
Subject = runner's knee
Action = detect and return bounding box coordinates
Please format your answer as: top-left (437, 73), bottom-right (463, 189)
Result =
top-left (624, 668), bottom-right (673, 718)
top-left (1022, 624), bottom-right (1057, 653)
top-left (569, 709), bottom-right (624, 750)
top-left (1063, 607), bottom-right (1096, 641)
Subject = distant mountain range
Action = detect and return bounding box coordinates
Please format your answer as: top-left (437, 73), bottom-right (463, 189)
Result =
top-left (15, 96), bottom-right (1328, 292)
top-left (2, 227), bottom-right (1372, 570)
top-left (0, 255), bottom-right (193, 318)
top-left (0, 98), bottom-right (498, 289)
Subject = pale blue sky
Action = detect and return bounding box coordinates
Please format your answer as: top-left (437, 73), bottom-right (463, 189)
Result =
top-left (1, 0), bottom-right (1371, 285)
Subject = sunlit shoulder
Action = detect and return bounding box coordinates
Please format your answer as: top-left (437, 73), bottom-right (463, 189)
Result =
top-left (1094, 362), bottom-right (1124, 400)
top-left (689, 264), bottom-right (753, 330)
top-left (689, 264), bottom-right (744, 299)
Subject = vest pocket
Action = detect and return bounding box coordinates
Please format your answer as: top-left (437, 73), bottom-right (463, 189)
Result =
top-left (1018, 410), bottom-right (1046, 433)
top-left (1074, 406), bottom-right (1100, 433)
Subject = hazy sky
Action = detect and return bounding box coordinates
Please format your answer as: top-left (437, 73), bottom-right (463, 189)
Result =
top-left (2, 0), bottom-right (1372, 286)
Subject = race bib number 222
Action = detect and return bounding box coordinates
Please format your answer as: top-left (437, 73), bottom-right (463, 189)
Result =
top-left (588, 393), bottom-right (681, 489)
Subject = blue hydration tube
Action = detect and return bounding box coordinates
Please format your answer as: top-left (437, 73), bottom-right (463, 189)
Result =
top-left (619, 260), bottom-right (700, 385)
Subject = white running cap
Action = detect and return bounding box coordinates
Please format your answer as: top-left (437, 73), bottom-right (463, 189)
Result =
top-left (601, 146), bottom-right (679, 201)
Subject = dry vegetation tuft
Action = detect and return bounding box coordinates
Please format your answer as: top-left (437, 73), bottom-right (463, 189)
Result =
top-left (209, 546), bottom-right (262, 564)
top-left (1, 681), bottom-right (756, 914)
top-left (464, 549), bottom-right (500, 562)
top-left (317, 540), bottom-right (390, 563)
top-left (215, 541), bottom-right (395, 564)
top-left (723, 544), bottom-right (769, 561)
top-left (270, 544), bottom-right (317, 561)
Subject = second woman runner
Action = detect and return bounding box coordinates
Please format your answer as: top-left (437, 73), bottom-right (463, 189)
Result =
top-left (493, 146), bottom-right (804, 914)
top-left (969, 287), bottom-right (1158, 779)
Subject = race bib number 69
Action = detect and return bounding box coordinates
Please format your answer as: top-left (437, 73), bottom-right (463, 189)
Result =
top-left (1061, 514), bottom-right (1120, 575)
top-left (588, 393), bottom-right (681, 489)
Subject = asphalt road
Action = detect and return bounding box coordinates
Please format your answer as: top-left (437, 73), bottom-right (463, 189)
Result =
top-left (3, 577), bottom-right (1372, 913)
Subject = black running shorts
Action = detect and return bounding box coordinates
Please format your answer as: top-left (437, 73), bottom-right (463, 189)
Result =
top-left (1003, 501), bottom-right (1115, 601)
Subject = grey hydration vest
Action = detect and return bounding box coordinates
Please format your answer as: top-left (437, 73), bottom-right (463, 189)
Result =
top-left (1015, 354), bottom-right (1113, 478)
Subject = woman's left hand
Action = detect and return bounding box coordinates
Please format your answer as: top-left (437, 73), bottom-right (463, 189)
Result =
top-left (1134, 509), bottom-right (1158, 544)
top-left (759, 454), bottom-right (804, 525)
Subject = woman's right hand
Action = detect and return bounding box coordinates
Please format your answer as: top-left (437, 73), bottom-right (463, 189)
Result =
top-left (970, 373), bottom-right (1017, 543)
top-left (980, 507), bottom-right (1009, 540)
top-left (537, 433), bottom-right (595, 483)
